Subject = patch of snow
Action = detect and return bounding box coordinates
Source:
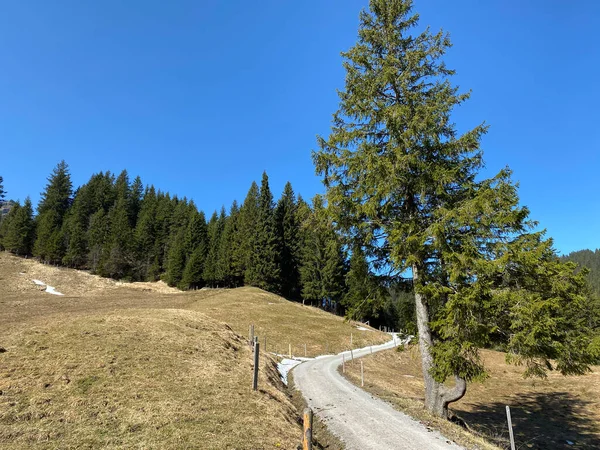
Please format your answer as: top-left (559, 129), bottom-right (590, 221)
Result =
top-left (45, 285), bottom-right (64, 296)
top-left (355, 326), bottom-right (371, 331)
top-left (32, 279), bottom-right (64, 295)
top-left (277, 358), bottom-right (303, 385)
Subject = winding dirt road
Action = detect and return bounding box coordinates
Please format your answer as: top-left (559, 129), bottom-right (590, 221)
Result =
top-left (292, 336), bottom-right (463, 450)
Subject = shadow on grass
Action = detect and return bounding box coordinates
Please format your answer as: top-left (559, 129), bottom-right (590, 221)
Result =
top-left (456, 391), bottom-right (600, 449)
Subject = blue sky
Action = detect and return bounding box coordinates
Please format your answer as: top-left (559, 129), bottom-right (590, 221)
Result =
top-left (1, 0), bottom-right (598, 255)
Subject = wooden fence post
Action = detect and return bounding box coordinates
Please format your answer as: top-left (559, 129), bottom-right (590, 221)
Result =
top-left (361, 360), bottom-right (364, 387)
top-left (506, 406), bottom-right (516, 450)
top-left (350, 349), bottom-right (354, 363)
top-left (289, 343), bottom-right (292, 359)
top-left (253, 342), bottom-right (260, 391)
top-left (303, 407), bottom-right (313, 450)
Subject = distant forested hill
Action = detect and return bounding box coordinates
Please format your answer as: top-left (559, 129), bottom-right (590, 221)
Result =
top-left (562, 249), bottom-right (600, 295)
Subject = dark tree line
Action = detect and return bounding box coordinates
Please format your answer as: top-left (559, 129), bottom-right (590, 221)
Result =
top-left (562, 249), bottom-right (600, 296)
top-left (0, 164), bottom-right (408, 328)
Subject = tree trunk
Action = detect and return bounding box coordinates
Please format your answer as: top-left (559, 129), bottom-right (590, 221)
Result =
top-left (413, 264), bottom-right (467, 419)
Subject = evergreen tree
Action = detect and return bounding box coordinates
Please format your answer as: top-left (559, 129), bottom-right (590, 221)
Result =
top-left (216, 201), bottom-right (241, 287)
top-left (180, 210), bottom-right (209, 289)
top-left (165, 228), bottom-right (186, 286)
top-left (102, 197), bottom-right (133, 278)
top-left (34, 161), bottom-right (72, 263)
top-left (343, 245), bottom-right (382, 321)
top-left (314, 0), bottom-right (597, 418)
top-left (203, 210), bottom-right (224, 287)
top-left (3, 199), bottom-right (35, 255)
top-left (234, 181), bottom-right (260, 279)
top-left (133, 186), bottom-right (158, 280)
top-left (152, 192), bottom-right (175, 277)
top-left (87, 209), bottom-right (109, 273)
top-left (299, 195), bottom-right (346, 307)
top-left (276, 182), bottom-right (301, 299)
top-left (245, 172), bottom-right (281, 292)
top-left (0, 175), bottom-right (5, 200)
top-left (130, 175), bottom-right (144, 227)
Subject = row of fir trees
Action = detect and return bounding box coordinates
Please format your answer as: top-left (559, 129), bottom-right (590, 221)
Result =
top-left (0, 163), bottom-right (402, 324)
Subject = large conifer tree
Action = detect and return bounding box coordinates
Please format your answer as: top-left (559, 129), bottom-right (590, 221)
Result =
top-left (314, 0), bottom-right (597, 418)
top-left (246, 172), bottom-right (281, 292)
top-left (276, 182), bottom-right (301, 299)
top-left (234, 181), bottom-right (260, 279)
top-left (3, 198), bottom-right (35, 255)
top-left (34, 161), bottom-right (73, 263)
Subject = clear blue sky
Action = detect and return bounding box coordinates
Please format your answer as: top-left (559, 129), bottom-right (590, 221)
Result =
top-left (1, 0), bottom-right (598, 255)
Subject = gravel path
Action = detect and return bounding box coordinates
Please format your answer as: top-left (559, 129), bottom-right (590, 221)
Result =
top-left (292, 336), bottom-right (463, 450)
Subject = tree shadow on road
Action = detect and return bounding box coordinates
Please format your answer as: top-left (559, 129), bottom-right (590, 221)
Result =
top-left (455, 391), bottom-right (599, 449)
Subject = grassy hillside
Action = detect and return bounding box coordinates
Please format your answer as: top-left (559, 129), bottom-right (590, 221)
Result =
top-left (0, 251), bottom-right (388, 448)
top-left (342, 346), bottom-right (600, 450)
top-left (1, 309), bottom-right (297, 449)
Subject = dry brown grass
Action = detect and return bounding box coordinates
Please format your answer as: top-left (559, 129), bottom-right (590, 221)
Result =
top-left (0, 252), bottom-right (388, 449)
top-left (187, 287), bottom-right (389, 358)
top-left (1, 309), bottom-right (299, 449)
top-left (343, 345), bottom-right (600, 450)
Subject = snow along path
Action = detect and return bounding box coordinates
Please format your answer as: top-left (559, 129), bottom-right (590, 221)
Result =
top-left (291, 335), bottom-right (463, 450)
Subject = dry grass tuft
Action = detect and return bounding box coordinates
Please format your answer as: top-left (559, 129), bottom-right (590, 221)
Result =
top-left (343, 345), bottom-right (600, 450)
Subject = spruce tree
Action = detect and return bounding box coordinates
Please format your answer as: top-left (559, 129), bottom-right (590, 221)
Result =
top-left (203, 210), bottom-right (224, 287)
top-left (101, 195), bottom-right (134, 279)
top-left (275, 182), bottom-right (301, 299)
top-left (165, 228), bottom-right (186, 286)
top-left (3, 200), bottom-right (35, 255)
top-left (299, 195), bottom-right (345, 307)
top-left (130, 175), bottom-right (144, 227)
top-left (87, 209), bottom-right (109, 273)
top-left (133, 186), bottom-right (158, 280)
top-left (0, 175), bottom-right (5, 200)
top-left (234, 181), bottom-right (260, 279)
top-left (246, 172), bottom-right (281, 292)
top-left (180, 210), bottom-right (209, 289)
top-left (343, 245), bottom-right (382, 321)
top-left (314, 0), bottom-right (597, 418)
top-left (34, 161), bottom-right (73, 263)
top-left (216, 201), bottom-right (241, 287)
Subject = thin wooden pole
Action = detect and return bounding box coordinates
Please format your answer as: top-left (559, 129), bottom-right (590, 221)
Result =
top-left (350, 349), bottom-right (354, 363)
top-left (289, 343), bottom-right (292, 359)
top-left (361, 360), bottom-right (364, 387)
top-left (506, 405), bottom-right (516, 450)
top-left (253, 336), bottom-right (258, 354)
top-left (253, 342), bottom-right (260, 391)
top-left (303, 407), bottom-right (313, 450)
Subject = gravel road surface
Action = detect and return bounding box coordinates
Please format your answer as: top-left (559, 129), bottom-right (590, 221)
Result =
top-left (292, 336), bottom-right (463, 450)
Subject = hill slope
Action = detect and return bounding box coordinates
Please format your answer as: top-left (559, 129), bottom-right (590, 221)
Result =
top-left (0, 251), bottom-right (388, 448)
